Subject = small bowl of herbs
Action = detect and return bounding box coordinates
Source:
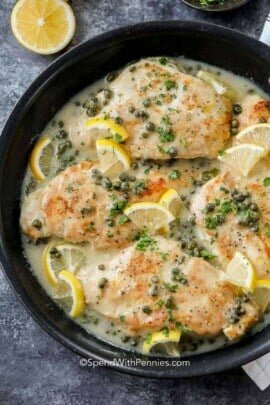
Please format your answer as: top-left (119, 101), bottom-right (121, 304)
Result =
top-left (181, 0), bottom-right (251, 12)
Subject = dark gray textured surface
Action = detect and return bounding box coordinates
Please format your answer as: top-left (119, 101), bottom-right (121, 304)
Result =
top-left (1, 0), bottom-right (270, 404)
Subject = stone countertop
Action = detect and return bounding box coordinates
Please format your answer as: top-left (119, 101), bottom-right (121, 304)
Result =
top-left (0, 0), bottom-right (270, 403)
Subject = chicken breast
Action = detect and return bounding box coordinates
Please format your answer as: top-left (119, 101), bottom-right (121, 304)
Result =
top-left (77, 237), bottom-right (259, 338)
top-left (238, 94), bottom-right (270, 130)
top-left (69, 59), bottom-right (232, 160)
top-left (191, 170), bottom-right (270, 280)
top-left (20, 161), bottom-right (188, 248)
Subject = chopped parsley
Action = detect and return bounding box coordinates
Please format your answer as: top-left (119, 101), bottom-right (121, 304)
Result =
top-left (136, 232), bottom-right (157, 252)
top-left (199, 250), bottom-right (216, 260)
top-left (263, 177), bottom-right (270, 187)
top-left (109, 194), bottom-right (127, 217)
top-left (119, 315), bottom-right (125, 322)
top-left (113, 133), bottom-right (123, 143)
top-left (265, 229), bottom-right (270, 238)
top-left (164, 80), bottom-right (177, 90)
top-left (118, 214), bottom-right (130, 225)
top-left (169, 170), bottom-right (181, 180)
top-left (158, 127), bottom-right (175, 143)
top-left (159, 57), bottom-right (168, 65)
top-left (163, 282), bottom-right (178, 293)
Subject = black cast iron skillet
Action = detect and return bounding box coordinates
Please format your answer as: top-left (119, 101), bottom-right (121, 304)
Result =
top-left (0, 21), bottom-right (270, 378)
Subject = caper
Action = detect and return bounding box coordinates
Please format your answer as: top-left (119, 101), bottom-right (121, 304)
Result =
top-left (98, 264), bottom-right (106, 271)
top-left (231, 119), bottom-right (239, 128)
top-left (57, 129), bottom-right (68, 139)
top-left (58, 120), bottom-right (64, 128)
top-left (119, 172), bottom-right (129, 181)
top-left (87, 106), bottom-right (99, 117)
top-left (121, 335), bottom-right (130, 343)
top-left (130, 339), bottom-right (138, 347)
top-left (142, 305), bottom-right (152, 314)
top-left (250, 203), bottom-right (258, 211)
top-left (101, 177), bottom-right (112, 189)
top-left (50, 247), bottom-right (61, 258)
top-left (131, 162), bottom-right (138, 170)
top-left (151, 275), bottom-right (159, 283)
top-left (115, 116), bottom-right (123, 124)
top-left (128, 105), bottom-right (135, 113)
top-left (98, 277), bottom-right (108, 289)
top-left (148, 285), bottom-right (159, 297)
top-left (205, 203), bottom-right (215, 213)
top-left (106, 72), bottom-right (117, 82)
top-left (32, 219), bottom-right (42, 229)
top-left (233, 103), bottom-right (242, 115)
top-left (104, 89), bottom-right (113, 99)
top-left (142, 98), bottom-right (151, 108)
top-left (168, 147), bottom-right (178, 157)
top-left (141, 132), bottom-right (149, 139)
top-left (145, 121), bottom-right (155, 132)
top-left (75, 101), bottom-right (81, 106)
top-left (230, 127), bottom-right (238, 136)
top-left (113, 180), bottom-right (121, 190)
top-left (120, 182), bottom-right (130, 191)
top-left (106, 218), bottom-right (115, 227)
top-left (231, 189), bottom-right (239, 197)
top-left (234, 194), bottom-right (245, 202)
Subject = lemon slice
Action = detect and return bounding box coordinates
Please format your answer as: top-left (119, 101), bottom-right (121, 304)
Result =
top-left (224, 252), bottom-right (256, 292)
top-left (96, 139), bottom-right (131, 175)
top-left (124, 202), bottom-right (175, 232)
top-left (11, 0), bottom-right (76, 55)
top-left (58, 270), bottom-right (85, 317)
top-left (254, 279), bottom-right (270, 312)
top-left (86, 118), bottom-right (129, 143)
top-left (218, 144), bottom-right (266, 177)
top-left (43, 242), bottom-right (86, 286)
top-left (235, 124), bottom-right (270, 152)
top-left (29, 137), bottom-right (54, 181)
top-left (197, 70), bottom-right (237, 99)
top-left (159, 189), bottom-right (182, 217)
top-left (143, 329), bottom-right (181, 355)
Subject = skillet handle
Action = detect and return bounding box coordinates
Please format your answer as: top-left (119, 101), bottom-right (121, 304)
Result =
top-left (260, 13), bottom-right (270, 45)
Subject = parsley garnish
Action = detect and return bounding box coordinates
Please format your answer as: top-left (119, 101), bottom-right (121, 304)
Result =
top-left (169, 170), bottom-right (181, 180)
top-left (164, 80), bottom-right (177, 90)
top-left (263, 177), bottom-right (270, 187)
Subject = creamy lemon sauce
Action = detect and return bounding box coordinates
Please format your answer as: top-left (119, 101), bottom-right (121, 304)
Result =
top-left (21, 58), bottom-right (270, 357)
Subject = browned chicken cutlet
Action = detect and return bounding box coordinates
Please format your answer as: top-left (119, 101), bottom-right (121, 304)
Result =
top-left (77, 237), bottom-right (259, 339)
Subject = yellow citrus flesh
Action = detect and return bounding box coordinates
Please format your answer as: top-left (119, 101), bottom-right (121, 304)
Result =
top-left (96, 138), bottom-right (131, 175)
top-left (124, 202), bottom-right (175, 232)
top-left (58, 270), bottom-right (85, 317)
top-left (143, 329), bottom-right (181, 355)
top-left (224, 252), bottom-right (256, 292)
top-left (218, 144), bottom-right (266, 177)
top-left (235, 124), bottom-right (270, 152)
top-left (85, 117), bottom-right (129, 142)
top-left (254, 279), bottom-right (270, 312)
top-left (29, 137), bottom-right (54, 181)
top-left (11, 0), bottom-right (76, 55)
top-left (43, 242), bottom-right (86, 286)
top-left (159, 189), bottom-right (182, 217)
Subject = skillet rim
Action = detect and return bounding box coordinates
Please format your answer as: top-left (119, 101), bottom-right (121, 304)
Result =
top-left (0, 20), bottom-right (270, 378)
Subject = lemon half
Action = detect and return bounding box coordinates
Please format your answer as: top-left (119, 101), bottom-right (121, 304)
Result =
top-left (224, 252), bottom-right (256, 292)
top-left (235, 124), bottom-right (270, 152)
top-left (143, 329), bottom-right (181, 355)
top-left (159, 189), bottom-right (182, 217)
top-left (218, 144), bottom-right (266, 177)
top-left (86, 117), bottom-right (129, 143)
top-left (254, 279), bottom-right (270, 312)
top-left (43, 242), bottom-right (86, 286)
top-left (124, 202), bottom-right (175, 232)
top-left (96, 138), bottom-right (131, 175)
top-left (29, 137), bottom-right (54, 181)
top-left (58, 270), bottom-right (85, 317)
top-left (11, 0), bottom-right (76, 55)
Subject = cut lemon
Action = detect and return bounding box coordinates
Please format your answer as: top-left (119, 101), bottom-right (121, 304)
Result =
top-left (197, 70), bottom-right (237, 99)
top-left (96, 139), bottom-right (131, 176)
top-left (11, 0), bottom-right (76, 55)
top-left (218, 144), bottom-right (266, 177)
top-left (143, 329), bottom-right (181, 355)
top-left (235, 124), bottom-right (270, 152)
top-left (85, 117), bottom-right (129, 143)
top-left (43, 242), bottom-right (86, 286)
top-left (29, 137), bottom-right (54, 181)
top-left (224, 252), bottom-right (256, 292)
top-left (124, 202), bottom-right (175, 232)
top-left (58, 270), bottom-right (85, 317)
top-left (254, 279), bottom-right (270, 312)
top-left (159, 189), bottom-right (182, 217)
